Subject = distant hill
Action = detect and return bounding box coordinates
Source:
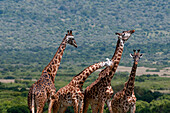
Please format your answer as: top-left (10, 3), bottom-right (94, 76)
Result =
top-left (0, 0), bottom-right (169, 77)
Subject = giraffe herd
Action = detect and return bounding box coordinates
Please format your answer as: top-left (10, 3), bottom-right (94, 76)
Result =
top-left (28, 29), bottom-right (143, 113)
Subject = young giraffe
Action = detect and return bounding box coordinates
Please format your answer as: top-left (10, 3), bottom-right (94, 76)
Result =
top-left (27, 30), bottom-right (77, 113)
top-left (48, 58), bottom-right (113, 113)
top-left (83, 30), bottom-right (135, 113)
top-left (111, 49), bottom-right (143, 113)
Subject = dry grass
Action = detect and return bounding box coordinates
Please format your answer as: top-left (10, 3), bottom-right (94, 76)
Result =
top-left (0, 79), bottom-right (15, 83)
top-left (97, 66), bottom-right (170, 76)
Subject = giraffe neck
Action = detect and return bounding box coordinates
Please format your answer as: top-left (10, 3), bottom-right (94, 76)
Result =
top-left (98, 39), bottom-right (124, 84)
top-left (111, 39), bottom-right (121, 60)
top-left (70, 61), bottom-right (106, 89)
top-left (124, 62), bottom-right (137, 96)
top-left (43, 36), bottom-right (67, 83)
top-left (110, 41), bottom-right (124, 78)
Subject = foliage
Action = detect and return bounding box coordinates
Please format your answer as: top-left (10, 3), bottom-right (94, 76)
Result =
top-left (135, 86), bottom-right (163, 102)
top-left (146, 69), bottom-right (160, 72)
top-left (150, 99), bottom-right (170, 113)
top-left (136, 100), bottom-right (150, 113)
top-left (0, 92), bottom-right (28, 113)
top-left (7, 105), bottom-right (29, 113)
top-left (0, 73), bottom-right (170, 112)
top-left (136, 95), bottom-right (170, 113)
top-left (0, 0), bottom-right (169, 78)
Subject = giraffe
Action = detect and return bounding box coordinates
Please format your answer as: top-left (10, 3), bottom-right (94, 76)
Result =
top-left (83, 30), bottom-right (135, 113)
top-left (48, 58), bottom-right (113, 113)
top-left (111, 49), bottom-right (143, 113)
top-left (27, 30), bottom-right (77, 113)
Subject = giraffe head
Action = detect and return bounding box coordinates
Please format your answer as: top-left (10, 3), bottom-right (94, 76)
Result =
top-left (130, 49), bottom-right (143, 65)
top-left (66, 30), bottom-right (77, 48)
top-left (115, 30), bottom-right (135, 44)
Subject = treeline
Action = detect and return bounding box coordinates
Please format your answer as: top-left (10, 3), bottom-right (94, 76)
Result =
top-left (0, 42), bottom-right (169, 79)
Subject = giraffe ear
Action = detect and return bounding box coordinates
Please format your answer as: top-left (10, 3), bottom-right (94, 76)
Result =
top-left (115, 32), bottom-right (120, 35)
top-left (130, 54), bottom-right (133, 57)
top-left (139, 54), bottom-right (143, 58)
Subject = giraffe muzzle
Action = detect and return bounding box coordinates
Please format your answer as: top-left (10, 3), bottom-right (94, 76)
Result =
top-left (73, 40), bottom-right (78, 48)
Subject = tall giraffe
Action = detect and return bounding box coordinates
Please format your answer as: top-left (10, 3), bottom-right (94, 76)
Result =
top-left (111, 49), bottom-right (143, 113)
top-left (27, 30), bottom-right (77, 113)
top-left (48, 58), bottom-right (113, 113)
top-left (83, 30), bottom-right (135, 113)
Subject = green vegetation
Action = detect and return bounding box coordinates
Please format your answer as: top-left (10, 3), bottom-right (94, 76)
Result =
top-left (0, 0), bottom-right (169, 79)
top-left (0, 73), bottom-right (170, 113)
top-left (0, 0), bottom-right (169, 112)
top-left (146, 69), bottom-right (160, 72)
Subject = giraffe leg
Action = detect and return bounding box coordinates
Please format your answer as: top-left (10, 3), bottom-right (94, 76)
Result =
top-left (99, 101), bottom-right (105, 113)
top-left (72, 99), bottom-right (79, 113)
top-left (130, 103), bottom-right (136, 113)
top-left (28, 86), bottom-right (34, 113)
top-left (36, 97), bottom-right (47, 113)
top-left (52, 100), bottom-right (61, 113)
top-left (48, 99), bottom-right (55, 113)
top-left (31, 93), bottom-right (35, 113)
top-left (106, 99), bottom-right (113, 113)
top-left (91, 103), bottom-right (99, 113)
top-left (35, 92), bottom-right (48, 113)
top-left (112, 104), bottom-right (119, 113)
top-left (83, 97), bottom-right (90, 113)
top-left (78, 94), bottom-right (84, 113)
top-left (59, 106), bottom-right (67, 113)
top-left (79, 101), bottom-right (84, 113)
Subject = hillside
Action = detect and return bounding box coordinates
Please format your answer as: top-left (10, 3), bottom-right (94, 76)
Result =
top-left (0, 0), bottom-right (169, 78)
top-left (0, 1), bottom-right (170, 112)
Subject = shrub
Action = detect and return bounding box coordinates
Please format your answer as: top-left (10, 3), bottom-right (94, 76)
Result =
top-left (150, 99), bottom-right (170, 113)
top-left (7, 105), bottom-right (29, 113)
top-left (4, 76), bottom-right (15, 79)
top-left (135, 86), bottom-right (163, 102)
top-left (136, 100), bottom-right (150, 113)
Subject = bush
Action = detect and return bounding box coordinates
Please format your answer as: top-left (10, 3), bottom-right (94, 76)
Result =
top-left (7, 105), bottom-right (29, 113)
top-left (135, 86), bottom-right (163, 102)
top-left (135, 77), bottom-right (145, 82)
top-left (146, 69), bottom-right (160, 72)
top-left (136, 100), bottom-right (150, 113)
top-left (140, 74), bottom-right (159, 77)
top-left (4, 76), bottom-right (15, 79)
top-left (150, 99), bottom-right (170, 113)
